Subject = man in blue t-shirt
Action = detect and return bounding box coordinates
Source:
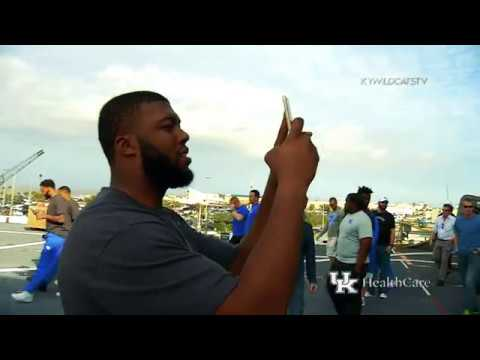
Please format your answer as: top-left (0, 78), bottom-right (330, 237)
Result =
top-left (229, 196), bottom-right (249, 245)
top-left (244, 189), bottom-right (261, 235)
top-left (453, 199), bottom-right (480, 315)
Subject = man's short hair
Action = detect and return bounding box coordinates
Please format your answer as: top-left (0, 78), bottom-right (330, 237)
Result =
top-left (59, 186), bottom-right (71, 194)
top-left (40, 179), bottom-right (55, 189)
top-left (462, 199), bottom-right (474, 206)
top-left (357, 186), bottom-right (373, 195)
top-left (230, 196), bottom-right (239, 203)
top-left (98, 91), bottom-right (170, 164)
top-left (250, 190), bottom-right (260, 198)
top-left (329, 197), bottom-right (337, 202)
top-left (443, 203), bottom-right (453, 212)
top-left (346, 193), bottom-right (366, 210)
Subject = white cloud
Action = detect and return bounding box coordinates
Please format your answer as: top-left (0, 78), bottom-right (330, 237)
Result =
top-left (0, 56), bottom-right (285, 157)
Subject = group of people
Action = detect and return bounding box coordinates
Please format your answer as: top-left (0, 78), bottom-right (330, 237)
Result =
top-left (430, 200), bottom-right (480, 315)
top-left (228, 183), bottom-right (397, 316)
top-left (228, 191), bottom-right (260, 245)
top-left (11, 180), bottom-right (80, 303)
top-left (297, 189), bottom-right (480, 315)
top-left (315, 187), bottom-right (396, 315)
top-left (10, 90), bottom-right (479, 316)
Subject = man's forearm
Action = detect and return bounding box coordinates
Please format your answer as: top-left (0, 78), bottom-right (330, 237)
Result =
top-left (230, 173), bottom-right (277, 274)
top-left (219, 183), bottom-right (307, 314)
top-left (452, 234), bottom-right (458, 248)
top-left (355, 238), bottom-right (372, 273)
top-left (231, 211), bottom-right (243, 221)
top-left (390, 229), bottom-right (395, 246)
top-left (44, 214), bottom-right (64, 224)
top-left (318, 224), bottom-right (328, 238)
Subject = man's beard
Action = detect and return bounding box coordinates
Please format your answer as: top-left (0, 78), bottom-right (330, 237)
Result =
top-left (138, 138), bottom-right (194, 191)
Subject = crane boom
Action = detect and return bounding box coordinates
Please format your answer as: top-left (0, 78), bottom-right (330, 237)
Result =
top-left (0, 150), bottom-right (45, 187)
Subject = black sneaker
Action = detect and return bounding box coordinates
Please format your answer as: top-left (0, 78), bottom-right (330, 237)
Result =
top-left (436, 280), bottom-right (445, 286)
top-left (38, 283), bottom-right (48, 292)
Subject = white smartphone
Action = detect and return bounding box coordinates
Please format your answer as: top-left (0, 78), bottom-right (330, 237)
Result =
top-left (282, 95), bottom-right (293, 132)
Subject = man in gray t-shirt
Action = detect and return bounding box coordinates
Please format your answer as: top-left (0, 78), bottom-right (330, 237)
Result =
top-left (12, 179), bottom-right (71, 303)
top-left (60, 187), bottom-right (239, 314)
top-left (45, 193), bottom-right (71, 238)
top-left (327, 193), bottom-right (372, 315)
top-left (318, 197), bottom-right (344, 259)
top-left (59, 185), bottom-right (81, 226)
top-left (58, 91), bottom-right (320, 315)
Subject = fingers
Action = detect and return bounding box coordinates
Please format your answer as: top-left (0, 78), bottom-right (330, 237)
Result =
top-left (274, 112), bottom-right (289, 146)
top-left (287, 117), bottom-right (304, 138)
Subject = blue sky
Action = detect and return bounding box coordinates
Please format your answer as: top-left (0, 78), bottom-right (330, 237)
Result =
top-left (0, 45), bottom-right (479, 206)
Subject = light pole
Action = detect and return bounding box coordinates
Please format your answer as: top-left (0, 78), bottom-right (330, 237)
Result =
top-left (197, 202), bottom-right (202, 231)
top-left (203, 177), bottom-right (213, 234)
top-left (1, 184), bottom-right (6, 207)
top-left (8, 175), bottom-right (16, 217)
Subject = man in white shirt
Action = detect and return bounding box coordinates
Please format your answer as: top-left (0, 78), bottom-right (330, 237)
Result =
top-left (431, 204), bottom-right (456, 286)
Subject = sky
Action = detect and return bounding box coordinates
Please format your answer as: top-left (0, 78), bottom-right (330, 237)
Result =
top-left (0, 45), bottom-right (479, 206)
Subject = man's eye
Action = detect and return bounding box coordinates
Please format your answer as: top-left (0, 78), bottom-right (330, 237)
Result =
top-left (162, 123), bottom-right (175, 131)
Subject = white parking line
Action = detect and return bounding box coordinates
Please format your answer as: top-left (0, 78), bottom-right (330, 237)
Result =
top-left (419, 282), bottom-right (431, 296)
top-left (0, 241), bottom-right (44, 250)
top-left (0, 230), bottom-right (44, 236)
top-left (391, 249), bottom-right (409, 269)
top-left (391, 252), bottom-right (433, 256)
top-left (392, 250), bottom-right (434, 297)
top-left (396, 259), bottom-right (434, 264)
top-left (0, 267), bottom-right (36, 273)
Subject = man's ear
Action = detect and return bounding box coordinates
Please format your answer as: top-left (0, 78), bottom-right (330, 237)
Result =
top-left (115, 134), bottom-right (138, 158)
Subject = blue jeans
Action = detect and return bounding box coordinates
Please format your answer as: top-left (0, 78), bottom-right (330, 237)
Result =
top-left (24, 232), bottom-right (65, 293)
top-left (458, 252), bottom-right (480, 312)
top-left (287, 264), bottom-right (305, 315)
top-left (375, 245), bottom-right (394, 294)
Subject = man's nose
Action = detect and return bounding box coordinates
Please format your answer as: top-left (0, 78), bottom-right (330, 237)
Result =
top-left (179, 128), bottom-right (190, 144)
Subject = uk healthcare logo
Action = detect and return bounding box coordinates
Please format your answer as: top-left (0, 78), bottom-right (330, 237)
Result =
top-left (329, 271), bottom-right (358, 294)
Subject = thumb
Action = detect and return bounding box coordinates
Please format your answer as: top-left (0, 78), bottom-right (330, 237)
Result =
top-left (287, 117), bottom-right (304, 138)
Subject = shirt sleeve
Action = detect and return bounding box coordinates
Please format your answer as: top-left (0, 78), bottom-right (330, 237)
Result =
top-left (47, 198), bottom-right (57, 216)
top-left (93, 222), bottom-right (239, 315)
top-left (358, 214), bottom-right (373, 239)
top-left (193, 230), bottom-right (240, 270)
top-left (55, 197), bottom-right (70, 217)
top-left (238, 206), bottom-right (249, 221)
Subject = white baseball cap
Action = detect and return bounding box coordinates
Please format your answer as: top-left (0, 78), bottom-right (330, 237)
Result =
top-left (378, 196), bottom-right (389, 203)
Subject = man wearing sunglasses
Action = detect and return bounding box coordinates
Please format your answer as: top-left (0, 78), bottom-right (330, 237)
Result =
top-left (453, 199), bottom-right (480, 315)
top-left (431, 204), bottom-right (456, 286)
